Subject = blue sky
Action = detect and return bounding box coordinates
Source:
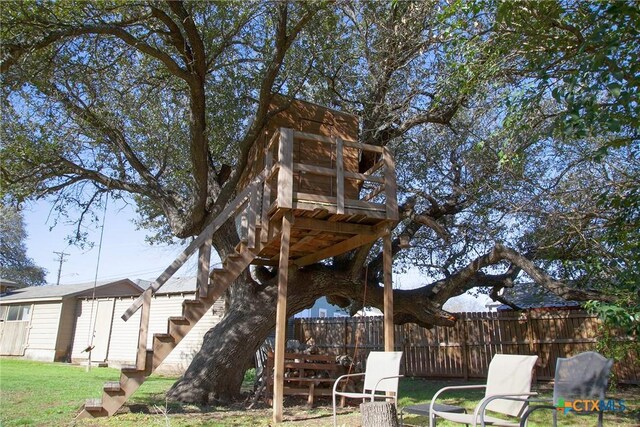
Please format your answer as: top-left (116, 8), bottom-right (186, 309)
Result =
top-left (23, 198), bottom-right (202, 285)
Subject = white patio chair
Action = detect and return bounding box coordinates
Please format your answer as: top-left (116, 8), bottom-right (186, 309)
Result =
top-left (332, 351), bottom-right (403, 427)
top-left (429, 354), bottom-right (539, 427)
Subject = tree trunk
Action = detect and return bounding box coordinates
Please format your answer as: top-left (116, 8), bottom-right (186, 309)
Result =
top-left (360, 402), bottom-right (399, 427)
top-left (166, 274), bottom-right (279, 403)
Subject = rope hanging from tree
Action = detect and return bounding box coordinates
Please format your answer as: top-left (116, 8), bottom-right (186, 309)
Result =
top-left (84, 193), bottom-right (109, 372)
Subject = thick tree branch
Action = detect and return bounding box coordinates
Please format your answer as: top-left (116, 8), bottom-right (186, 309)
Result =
top-left (150, 5), bottom-right (194, 69)
top-left (166, 1), bottom-right (206, 77)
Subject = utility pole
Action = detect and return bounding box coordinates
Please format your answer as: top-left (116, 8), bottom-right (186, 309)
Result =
top-left (53, 251), bottom-right (69, 286)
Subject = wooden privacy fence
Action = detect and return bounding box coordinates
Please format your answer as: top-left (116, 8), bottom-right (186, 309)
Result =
top-left (293, 310), bottom-right (639, 384)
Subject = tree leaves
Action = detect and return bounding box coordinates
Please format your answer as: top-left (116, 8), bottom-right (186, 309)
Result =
top-left (0, 204), bottom-right (46, 286)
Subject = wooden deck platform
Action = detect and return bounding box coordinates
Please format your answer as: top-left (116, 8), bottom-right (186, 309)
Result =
top-left (255, 211), bottom-right (390, 266)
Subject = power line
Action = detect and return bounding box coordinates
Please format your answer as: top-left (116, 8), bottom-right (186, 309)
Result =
top-left (53, 251), bottom-right (69, 286)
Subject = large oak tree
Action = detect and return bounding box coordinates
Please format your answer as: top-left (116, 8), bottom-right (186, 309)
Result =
top-left (1, 1), bottom-right (637, 403)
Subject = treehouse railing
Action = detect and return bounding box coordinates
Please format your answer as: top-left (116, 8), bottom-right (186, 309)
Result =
top-left (120, 170), bottom-right (268, 371)
top-left (264, 128), bottom-right (398, 221)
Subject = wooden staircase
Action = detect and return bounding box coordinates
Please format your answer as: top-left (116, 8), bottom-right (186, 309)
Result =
top-left (78, 244), bottom-right (259, 418)
top-left (77, 171), bottom-right (268, 419)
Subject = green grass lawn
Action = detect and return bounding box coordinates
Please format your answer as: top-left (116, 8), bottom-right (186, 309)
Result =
top-left (0, 358), bottom-right (176, 426)
top-left (1, 358), bottom-right (638, 426)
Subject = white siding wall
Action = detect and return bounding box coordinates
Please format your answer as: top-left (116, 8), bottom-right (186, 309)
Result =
top-left (56, 299), bottom-right (78, 361)
top-left (72, 297), bottom-right (140, 364)
top-left (23, 302), bottom-right (62, 362)
top-left (71, 299), bottom-right (93, 361)
top-left (107, 297), bottom-right (142, 363)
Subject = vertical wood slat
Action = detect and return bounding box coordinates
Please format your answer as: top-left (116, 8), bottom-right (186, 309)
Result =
top-left (383, 232), bottom-right (394, 352)
top-left (460, 316), bottom-right (469, 381)
top-left (335, 138), bottom-right (345, 215)
top-left (240, 211), bottom-right (248, 242)
top-left (273, 212), bottom-right (292, 424)
top-left (383, 147), bottom-right (398, 221)
top-left (136, 289), bottom-right (152, 370)
top-left (277, 128), bottom-right (294, 209)
top-left (247, 185), bottom-right (259, 249)
top-left (261, 150), bottom-right (273, 243)
top-left (197, 236), bottom-right (212, 299)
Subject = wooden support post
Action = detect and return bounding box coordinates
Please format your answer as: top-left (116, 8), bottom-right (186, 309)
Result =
top-left (277, 128), bottom-right (293, 209)
top-left (336, 138), bottom-right (344, 215)
top-left (136, 289), bottom-right (152, 370)
top-left (383, 147), bottom-right (398, 221)
top-left (273, 212), bottom-right (292, 424)
top-left (383, 232), bottom-right (394, 352)
top-left (197, 236), bottom-right (212, 298)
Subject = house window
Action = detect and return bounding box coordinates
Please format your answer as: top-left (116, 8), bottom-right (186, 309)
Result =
top-left (318, 308), bottom-right (327, 318)
top-left (5, 305), bottom-right (31, 321)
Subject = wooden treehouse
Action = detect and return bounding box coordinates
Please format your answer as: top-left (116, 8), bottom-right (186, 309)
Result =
top-left (79, 98), bottom-right (399, 422)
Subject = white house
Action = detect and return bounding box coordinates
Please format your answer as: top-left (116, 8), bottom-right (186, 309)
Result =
top-left (0, 280), bottom-right (142, 362)
top-left (1, 277), bottom-right (225, 373)
top-left (70, 277), bottom-right (225, 373)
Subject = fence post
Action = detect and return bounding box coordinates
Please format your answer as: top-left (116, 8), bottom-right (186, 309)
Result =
top-left (461, 313), bottom-right (469, 381)
top-left (343, 317), bottom-right (348, 355)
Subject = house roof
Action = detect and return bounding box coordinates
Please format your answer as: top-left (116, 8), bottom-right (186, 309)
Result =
top-left (0, 279), bottom-right (142, 304)
top-left (136, 277), bottom-right (198, 295)
top-left (497, 282), bottom-right (580, 310)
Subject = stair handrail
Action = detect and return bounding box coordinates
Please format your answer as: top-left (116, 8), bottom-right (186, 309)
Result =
top-left (121, 169), bottom-right (268, 321)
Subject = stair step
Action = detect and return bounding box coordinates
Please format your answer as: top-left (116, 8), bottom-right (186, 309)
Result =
top-left (85, 398), bottom-right (103, 411)
top-left (168, 316), bottom-right (189, 325)
top-left (121, 364), bottom-right (144, 374)
top-left (212, 268), bottom-right (231, 277)
top-left (182, 300), bottom-right (208, 322)
top-left (154, 332), bottom-right (175, 341)
top-left (169, 317), bottom-right (193, 340)
top-left (103, 381), bottom-right (122, 393)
